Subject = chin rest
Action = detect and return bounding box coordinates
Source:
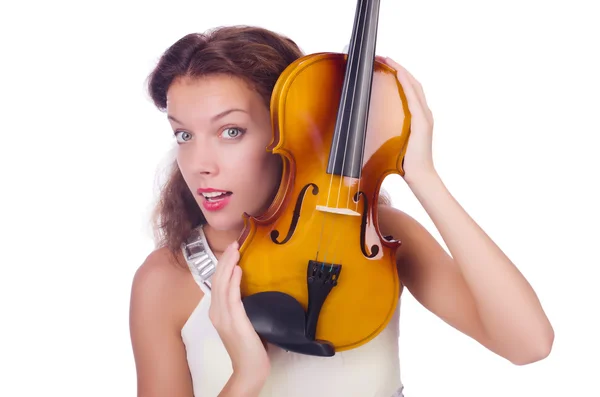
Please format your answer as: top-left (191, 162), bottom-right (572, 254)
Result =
top-left (242, 291), bottom-right (335, 357)
top-left (241, 260), bottom-right (341, 357)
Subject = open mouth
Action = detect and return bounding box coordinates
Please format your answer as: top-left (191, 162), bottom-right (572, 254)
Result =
top-left (201, 191), bottom-right (232, 201)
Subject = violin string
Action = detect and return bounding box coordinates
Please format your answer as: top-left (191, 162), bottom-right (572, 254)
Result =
top-left (345, 52), bottom-right (362, 210)
top-left (353, 20), bottom-right (374, 215)
top-left (354, 0), bottom-right (379, 217)
top-left (342, 0), bottom-right (370, 250)
top-left (347, 15), bottom-right (370, 212)
top-left (319, 71), bottom-right (345, 265)
top-left (323, 0), bottom-right (367, 267)
top-left (339, 0), bottom-right (367, 213)
top-left (320, 42), bottom-right (357, 264)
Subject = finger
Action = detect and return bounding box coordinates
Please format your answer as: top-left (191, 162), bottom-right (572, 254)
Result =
top-left (211, 241), bottom-right (231, 286)
top-left (211, 242), bottom-right (238, 312)
top-left (216, 242), bottom-right (239, 298)
top-left (384, 59), bottom-right (427, 119)
top-left (383, 59), bottom-right (418, 91)
top-left (405, 72), bottom-right (432, 120)
top-left (228, 264), bottom-right (243, 307)
top-left (226, 243), bottom-right (241, 304)
top-left (384, 58), bottom-right (432, 119)
top-left (383, 58), bottom-right (420, 91)
top-left (231, 265), bottom-right (260, 335)
top-left (388, 59), bottom-right (432, 122)
top-left (228, 259), bottom-right (257, 337)
top-left (220, 241), bottom-right (239, 279)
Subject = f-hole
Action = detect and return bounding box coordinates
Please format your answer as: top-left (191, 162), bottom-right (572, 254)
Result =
top-left (271, 183), bottom-right (319, 245)
top-left (354, 191), bottom-right (379, 258)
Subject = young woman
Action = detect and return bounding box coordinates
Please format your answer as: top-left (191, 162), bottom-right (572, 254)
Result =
top-left (129, 25), bottom-right (554, 396)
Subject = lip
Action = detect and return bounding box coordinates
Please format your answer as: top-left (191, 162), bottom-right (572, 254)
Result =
top-left (200, 193), bottom-right (232, 212)
top-left (197, 187), bottom-right (233, 212)
top-left (197, 187), bottom-right (229, 194)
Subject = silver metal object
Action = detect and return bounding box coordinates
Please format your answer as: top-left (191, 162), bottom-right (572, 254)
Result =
top-left (181, 227), bottom-right (217, 292)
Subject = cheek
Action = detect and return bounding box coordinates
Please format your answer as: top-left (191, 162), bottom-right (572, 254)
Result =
top-left (236, 152), bottom-right (270, 179)
top-left (230, 149), bottom-right (280, 191)
top-left (175, 152), bottom-right (193, 186)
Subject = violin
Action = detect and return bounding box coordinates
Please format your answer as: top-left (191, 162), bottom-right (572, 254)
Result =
top-left (238, 0), bottom-right (411, 357)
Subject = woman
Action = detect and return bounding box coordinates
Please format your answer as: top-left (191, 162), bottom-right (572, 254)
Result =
top-left (129, 25), bottom-right (554, 396)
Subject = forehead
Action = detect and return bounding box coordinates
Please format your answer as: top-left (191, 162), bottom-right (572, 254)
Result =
top-left (166, 75), bottom-right (262, 120)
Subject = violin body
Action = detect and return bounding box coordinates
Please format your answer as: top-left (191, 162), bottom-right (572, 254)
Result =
top-left (238, 0), bottom-right (412, 356)
top-left (238, 52), bottom-right (411, 353)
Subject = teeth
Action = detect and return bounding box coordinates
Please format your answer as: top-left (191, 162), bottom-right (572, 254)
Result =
top-left (202, 191), bottom-right (229, 199)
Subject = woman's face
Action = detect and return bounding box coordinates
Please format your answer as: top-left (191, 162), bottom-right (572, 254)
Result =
top-left (166, 74), bottom-right (281, 234)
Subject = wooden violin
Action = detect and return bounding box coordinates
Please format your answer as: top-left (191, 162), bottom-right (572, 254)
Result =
top-left (238, 0), bottom-right (411, 356)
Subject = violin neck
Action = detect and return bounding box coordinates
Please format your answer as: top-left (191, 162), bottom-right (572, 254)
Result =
top-left (326, 0), bottom-right (381, 179)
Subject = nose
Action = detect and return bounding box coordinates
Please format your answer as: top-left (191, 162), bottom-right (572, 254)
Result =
top-left (183, 139), bottom-right (219, 176)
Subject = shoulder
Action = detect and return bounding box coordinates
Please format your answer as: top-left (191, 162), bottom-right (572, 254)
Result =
top-left (376, 204), bottom-right (425, 244)
top-left (130, 247), bottom-right (201, 395)
top-left (376, 204), bottom-right (447, 270)
top-left (130, 246), bottom-right (203, 330)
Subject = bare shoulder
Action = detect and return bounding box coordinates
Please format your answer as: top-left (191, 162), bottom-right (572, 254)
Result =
top-left (376, 204), bottom-right (413, 231)
top-left (129, 246), bottom-right (203, 397)
top-left (376, 203), bottom-right (452, 277)
top-left (131, 247), bottom-right (202, 329)
top-left (376, 204), bottom-right (427, 251)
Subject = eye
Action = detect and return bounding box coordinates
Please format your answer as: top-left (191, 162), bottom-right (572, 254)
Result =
top-left (220, 127), bottom-right (245, 140)
top-left (174, 130), bottom-right (192, 143)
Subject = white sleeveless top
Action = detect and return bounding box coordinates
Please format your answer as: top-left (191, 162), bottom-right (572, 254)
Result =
top-left (181, 226), bottom-right (404, 397)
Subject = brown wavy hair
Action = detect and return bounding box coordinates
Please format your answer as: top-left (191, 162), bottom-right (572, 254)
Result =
top-left (146, 25), bottom-right (391, 255)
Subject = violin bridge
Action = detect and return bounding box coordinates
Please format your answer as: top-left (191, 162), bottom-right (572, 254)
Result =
top-left (315, 205), bottom-right (360, 216)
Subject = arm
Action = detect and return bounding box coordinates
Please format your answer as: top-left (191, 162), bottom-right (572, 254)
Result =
top-left (130, 248), bottom-right (268, 397)
top-left (377, 56), bottom-right (554, 365)
top-left (380, 171), bottom-right (554, 365)
top-left (129, 251), bottom-right (195, 397)
top-left (219, 373), bottom-right (268, 397)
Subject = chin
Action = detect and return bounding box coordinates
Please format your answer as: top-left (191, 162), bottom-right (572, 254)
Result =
top-left (202, 211), bottom-right (245, 233)
top-left (199, 195), bottom-right (267, 234)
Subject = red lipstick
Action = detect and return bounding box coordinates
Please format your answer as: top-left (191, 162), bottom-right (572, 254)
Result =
top-left (197, 187), bottom-right (232, 212)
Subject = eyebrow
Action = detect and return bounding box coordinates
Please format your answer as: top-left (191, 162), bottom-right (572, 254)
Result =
top-left (167, 108), bottom-right (248, 125)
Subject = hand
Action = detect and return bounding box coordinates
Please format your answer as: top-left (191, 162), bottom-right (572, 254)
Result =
top-left (378, 56), bottom-right (436, 183)
top-left (209, 241), bottom-right (270, 386)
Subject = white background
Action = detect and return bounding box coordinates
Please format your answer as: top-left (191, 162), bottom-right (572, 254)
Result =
top-left (1, 0), bottom-right (598, 395)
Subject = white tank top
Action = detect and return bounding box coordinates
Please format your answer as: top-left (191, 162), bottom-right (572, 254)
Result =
top-left (181, 226), bottom-right (404, 397)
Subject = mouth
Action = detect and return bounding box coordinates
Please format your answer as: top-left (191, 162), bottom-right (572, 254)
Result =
top-left (197, 188), bottom-right (233, 211)
top-left (200, 191), bottom-right (232, 201)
